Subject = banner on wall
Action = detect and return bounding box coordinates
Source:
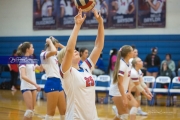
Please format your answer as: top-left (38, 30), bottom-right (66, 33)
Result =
top-left (57, 0), bottom-right (77, 29)
top-left (33, 0), bottom-right (166, 29)
top-left (108, 0), bottom-right (136, 28)
top-left (138, 0), bottom-right (166, 28)
top-left (83, 0), bottom-right (109, 28)
top-left (33, 0), bottom-right (58, 30)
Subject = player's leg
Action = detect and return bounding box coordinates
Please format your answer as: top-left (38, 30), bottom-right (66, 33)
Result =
top-left (57, 91), bottom-right (66, 120)
top-left (128, 94), bottom-right (138, 120)
top-left (22, 90), bottom-right (34, 120)
top-left (135, 90), bottom-right (147, 116)
top-left (112, 96), bottom-right (129, 120)
top-left (45, 91), bottom-right (59, 120)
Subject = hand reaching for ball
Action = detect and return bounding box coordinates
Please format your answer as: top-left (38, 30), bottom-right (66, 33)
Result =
top-left (74, 9), bottom-right (86, 26)
top-left (92, 9), bottom-right (103, 24)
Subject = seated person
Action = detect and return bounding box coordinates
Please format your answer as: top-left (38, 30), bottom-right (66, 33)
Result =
top-left (92, 53), bottom-right (106, 76)
top-left (160, 62), bottom-right (172, 88)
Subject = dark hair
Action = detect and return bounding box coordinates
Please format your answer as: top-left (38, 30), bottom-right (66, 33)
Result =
top-left (107, 48), bottom-right (117, 73)
top-left (16, 42), bottom-right (32, 56)
top-left (12, 49), bottom-right (17, 55)
top-left (45, 36), bottom-right (59, 50)
top-left (131, 45), bottom-right (136, 50)
top-left (80, 48), bottom-right (88, 57)
top-left (151, 47), bottom-right (158, 53)
top-left (166, 53), bottom-right (171, 59)
top-left (161, 62), bottom-right (169, 71)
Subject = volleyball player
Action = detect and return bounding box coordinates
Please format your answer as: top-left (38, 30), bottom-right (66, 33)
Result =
top-left (109, 45), bottom-right (138, 120)
top-left (17, 42), bottom-right (42, 120)
top-left (40, 37), bottom-right (66, 120)
top-left (57, 8), bottom-right (104, 120)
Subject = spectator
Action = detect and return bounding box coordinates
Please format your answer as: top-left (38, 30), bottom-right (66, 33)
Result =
top-left (161, 53), bottom-right (176, 78)
top-left (8, 49), bottom-right (19, 91)
top-left (160, 62), bottom-right (172, 79)
top-left (79, 47), bottom-right (89, 65)
top-left (160, 62), bottom-right (172, 88)
top-left (107, 48), bottom-right (117, 80)
top-left (92, 53), bottom-right (106, 76)
top-left (144, 47), bottom-right (161, 78)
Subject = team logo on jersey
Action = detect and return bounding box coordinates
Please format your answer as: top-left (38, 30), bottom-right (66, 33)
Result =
top-left (84, 76), bottom-right (94, 87)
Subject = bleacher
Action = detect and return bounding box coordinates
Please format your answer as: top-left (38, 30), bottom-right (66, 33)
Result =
top-left (0, 35), bottom-right (180, 72)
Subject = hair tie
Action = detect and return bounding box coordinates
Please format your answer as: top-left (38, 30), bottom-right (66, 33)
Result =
top-left (119, 48), bottom-right (122, 52)
top-left (19, 43), bottom-right (22, 47)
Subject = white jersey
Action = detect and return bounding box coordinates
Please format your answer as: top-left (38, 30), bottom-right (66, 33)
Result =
top-left (60, 0), bottom-right (73, 16)
top-left (19, 63), bottom-right (37, 90)
top-left (40, 51), bottom-right (60, 78)
top-left (60, 58), bottom-right (98, 120)
top-left (41, 0), bottom-right (52, 17)
top-left (109, 59), bottom-right (131, 96)
top-left (116, 0), bottom-right (133, 14)
top-left (150, 0), bottom-right (163, 14)
top-left (130, 67), bottom-right (143, 83)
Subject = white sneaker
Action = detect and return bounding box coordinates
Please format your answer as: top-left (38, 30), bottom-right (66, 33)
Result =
top-left (137, 109), bottom-right (148, 116)
top-left (112, 105), bottom-right (118, 117)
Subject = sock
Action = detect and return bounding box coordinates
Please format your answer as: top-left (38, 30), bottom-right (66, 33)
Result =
top-left (60, 115), bottom-right (65, 120)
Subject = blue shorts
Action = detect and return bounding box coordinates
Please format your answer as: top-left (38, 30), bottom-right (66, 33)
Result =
top-left (21, 89), bottom-right (36, 94)
top-left (44, 77), bottom-right (63, 93)
top-left (147, 67), bottom-right (159, 73)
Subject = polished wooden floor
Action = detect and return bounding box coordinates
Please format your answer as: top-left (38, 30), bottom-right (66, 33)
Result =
top-left (0, 90), bottom-right (180, 120)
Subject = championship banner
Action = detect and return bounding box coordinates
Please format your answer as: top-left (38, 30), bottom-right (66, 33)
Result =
top-left (108, 0), bottom-right (136, 28)
top-left (33, 0), bottom-right (58, 30)
top-left (83, 0), bottom-right (109, 28)
top-left (138, 0), bottom-right (166, 28)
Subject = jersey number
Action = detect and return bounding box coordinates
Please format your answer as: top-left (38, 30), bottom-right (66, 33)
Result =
top-left (84, 76), bottom-right (94, 87)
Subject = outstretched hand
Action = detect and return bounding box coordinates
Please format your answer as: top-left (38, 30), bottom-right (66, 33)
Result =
top-left (92, 9), bottom-right (103, 24)
top-left (74, 9), bottom-right (86, 26)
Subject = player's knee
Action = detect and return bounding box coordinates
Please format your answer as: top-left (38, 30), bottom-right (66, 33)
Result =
top-left (130, 107), bottom-right (138, 115)
top-left (45, 115), bottom-right (53, 120)
top-left (24, 109), bottom-right (34, 118)
top-left (118, 114), bottom-right (128, 120)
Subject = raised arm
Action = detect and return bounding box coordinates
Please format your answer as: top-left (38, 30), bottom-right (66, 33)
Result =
top-left (61, 9), bottom-right (86, 73)
top-left (45, 38), bottom-right (57, 59)
top-left (89, 9), bottom-right (104, 65)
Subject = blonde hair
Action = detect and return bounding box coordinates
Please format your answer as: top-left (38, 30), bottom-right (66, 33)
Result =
top-left (45, 36), bottom-right (59, 50)
top-left (131, 57), bottom-right (139, 68)
top-left (16, 42), bottom-right (32, 56)
top-left (113, 45), bottom-right (132, 84)
top-left (57, 47), bottom-right (66, 64)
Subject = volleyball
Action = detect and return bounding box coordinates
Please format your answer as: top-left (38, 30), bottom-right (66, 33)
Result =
top-left (74, 0), bottom-right (96, 12)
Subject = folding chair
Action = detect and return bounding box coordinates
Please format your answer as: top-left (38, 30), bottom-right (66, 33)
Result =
top-left (169, 77), bottom-right (180, 106)
top-left (95, 75), bottom-right (111, 104)
top-left (142, 76), bottom-right (155, 105)
top-left (152, 76), bottom-right (171, 106)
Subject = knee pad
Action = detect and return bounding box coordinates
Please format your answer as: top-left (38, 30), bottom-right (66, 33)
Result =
top-left (130, 107), bottom-right (138, 115)
top-left (135, 96), bottom-right (141, 101)
top-left (45, 115), bottom-right (53, 120)
top-left (60, 115), bottom-right (65, 120)
top-left (24, 109), bottom-right (34, 118)
top-left (118, 114), bottom-right (128, 120)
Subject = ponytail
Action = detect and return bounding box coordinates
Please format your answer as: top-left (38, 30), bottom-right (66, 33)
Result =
top-left (113, 50), bottom-right (121, 84)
